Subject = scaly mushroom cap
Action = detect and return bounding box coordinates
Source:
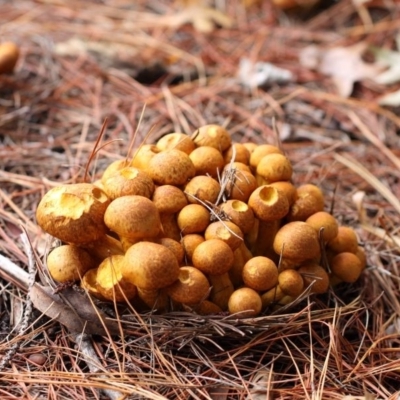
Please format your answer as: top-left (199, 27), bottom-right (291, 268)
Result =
top-left (104, 195), bottom-right (161, 241)
top-left (102, 167), bottom-right (154, 200)
top-left (193, 124), bottom-right (231, 151)
top-left (36, 183), bottom-right (110, 244)
top-left (248, 185), bottom-right (289, 222)
top-left (122, 242), bottom-right (180, 290)
top-left (47, 244), bottom-right (97, 282)
top-left (273, 221), bottom-right (320, 261)
top-left (156, 132), bottom-right (196, 155)
top-left (166, 266), bottom-right (210, 305)
top-left (148, 149), bottom-right (195, 186)
top-left (228, 287), bottom-right (262, 318)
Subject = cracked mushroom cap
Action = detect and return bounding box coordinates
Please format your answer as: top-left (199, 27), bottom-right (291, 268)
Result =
top-left (36, 183), bottom-right (110, 244)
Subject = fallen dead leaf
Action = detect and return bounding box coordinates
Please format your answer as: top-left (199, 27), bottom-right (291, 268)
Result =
top-left (378, 89), bottom-right (400, 106)
top-left (30, 285), bottom-right (120, 336)
top-left (238, 58), bottom-right (293, 88)
top-left (300, 42), bottom-right (383, 97)
top-left (163, 4), bottom-right (232, 33)
top-left (245, 368), bottom-right (274, 400)
top-left (371, 35), bottom-right (400, 85)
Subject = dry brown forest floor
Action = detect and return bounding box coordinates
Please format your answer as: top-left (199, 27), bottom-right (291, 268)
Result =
top-left (1, 0), bottom-right (400, 399)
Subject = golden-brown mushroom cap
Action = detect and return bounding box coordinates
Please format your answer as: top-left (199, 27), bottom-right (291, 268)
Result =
top-left (122, 242), bottom-right (180, 290)
top-left (36, 183), bottom-right (110, 244)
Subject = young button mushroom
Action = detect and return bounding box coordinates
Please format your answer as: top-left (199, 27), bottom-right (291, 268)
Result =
top-left (159, 237), bottom-right (185, 264)
top-left (223, 143), bottom-right (251, 165)
top-left (242, 256), bottom-right (279, 292)
top-left (330, 252), bottom-right (363, 283)
top-left (249, 144), bottom-right (284, 172)
top-left (287, 184), bottom-right (325, 222)
top-left (204, 221), bottom-right (244, 251)
top-left (181, 234), bottom-right (205, 263)
top-left (131, 144), bottom-right (160, 173)
top-left (228, 287), bottom-right (262, 318)
top-left (184, 175), bottom-right (221, 205)
top-left (177, 204), bottom-right (211, 235)
top-left (81, 268), bottom-right (106, 300)
top-left (273, 221), bottom-right (321, 263)
top-left (226, 170), bottom-right (257, 203)
top-left (122, 242), bottom-right (180, 290)
top-left (256, 153), bottom-right (293, 184)
top-left (47, 245), bottom-right (97, 283)
top-left (192, 239), bottom-right (234, 275)
top-left (306, 211), bottom-right (339, 243)
top-left (328, 226), bottom-right (359, 254)
top-left (152, 185), bottom-right (188, 214)
top-left (104, 195), bottom-right (161, 246)
top-left (278, 269), bottom-right (304, 297)
top-left (101, 167), bottom-right (155, 200)
top-left (298, 263), bottom-right (329, 294)
top-left (189, 146), bottom-right (225, 178)
top-left (36, 183), bottom-right (110, 244)
top-left (156, 132), bottom-right (196, 155)
top-left (166, 266), bottom-right (210, 305)
top-left (193, 124), bottom-right (231, 152)
top-left (148, 149), bottom-right (195, 186)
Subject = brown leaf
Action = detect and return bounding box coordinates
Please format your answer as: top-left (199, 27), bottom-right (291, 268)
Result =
top-left (162, 4), bottom-right (232, 33)
top-left (300, 43), bottom-right (383, 97)
top-left (30, 284), bottom-right (120, 336)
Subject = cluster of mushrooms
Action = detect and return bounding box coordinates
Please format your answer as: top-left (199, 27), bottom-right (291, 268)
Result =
top-left (36, 125), bottom-right (366, 317)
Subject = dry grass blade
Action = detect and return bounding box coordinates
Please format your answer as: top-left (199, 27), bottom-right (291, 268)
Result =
top-left (334, 153), bottom-right (400, 215)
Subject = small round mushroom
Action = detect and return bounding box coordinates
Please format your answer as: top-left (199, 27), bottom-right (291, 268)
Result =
top-left (256, 153), bottom-right (293, 184)
top-left (330, 252), bottom-right (363, 283)
top-left (152, 185), bottom-right (188, 214)
top-left (156, 132), bottom-right (196, 154)
top-left (47, 245), bottom-right (97, 282)
top-left (249, 144), bottom-right (283, 172)
top-left (193, 124), bottom-right (231, 151)
top-left (298, 263), bottom-right (329, 294)
top-left (184, 175), bottom-right (221, 205)
top-left (102, 166), bottom-right (155, 200)
top-left (192, 239), bottom-right (234, 275)
top-left (189, 146), bottom-right (225, 178)
top-left (177, 204), bottom-right (211, 234)
top-left (273, 221), bottom-right (321, 262)
top-left (228, 288), bottom-right (262, 318)
top-left (148, 149), bottom-right (195, 186)
top-left (328, 226), bottom-right (359, 254)
top-left (104, 195), bottom-right (161, 243)
top-left (306, 211), bottom-right (339, 243)
top-left (166, 266), bottom-right (210, 305)
top-left (122, 242), bottom-right (180, 290)
top-left (242, 256), bottom-right (279, 292)
top-left (278, 269), bottom-right (304, 297)
top-left (287, 184), bottom-right (325, 222)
